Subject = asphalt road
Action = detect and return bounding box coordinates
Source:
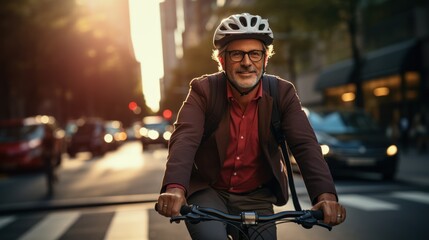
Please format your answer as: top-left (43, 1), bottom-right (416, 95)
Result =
top-left (0, 141), bottom-right (428, 239)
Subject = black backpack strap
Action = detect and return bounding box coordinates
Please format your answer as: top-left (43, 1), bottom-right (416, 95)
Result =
top-left (203, 72), bottom-right (227, 141)
top-left (263, 74), bottom-right (302, 211)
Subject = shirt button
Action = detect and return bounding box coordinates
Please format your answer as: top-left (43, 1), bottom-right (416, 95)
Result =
top-left (236, 156), bottom-right (240, 160)
top-left (240, 136), bottom-right (244, 139)
top-left (233, 172), bottom-right (237, 176)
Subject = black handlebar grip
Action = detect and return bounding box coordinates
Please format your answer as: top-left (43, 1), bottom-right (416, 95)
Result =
top-left (180, 205), bottom-right (193, 215)
top-left (312, 210), bottom-right (324, 220)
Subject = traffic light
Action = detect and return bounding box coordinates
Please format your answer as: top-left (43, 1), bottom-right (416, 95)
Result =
top-left (162, 109), bottom-right (173, 120)
top-left (128, 101), bottom-right (138, 111)
top-left (128, 101), bottom-right (141, 114)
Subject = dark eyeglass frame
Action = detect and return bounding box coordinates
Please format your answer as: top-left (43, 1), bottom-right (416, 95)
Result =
top-left (225, 50), bottom-right (265, 62)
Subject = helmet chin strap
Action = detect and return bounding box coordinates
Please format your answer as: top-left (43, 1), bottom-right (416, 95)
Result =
top-left (224, 57), bottom-right (266, 96)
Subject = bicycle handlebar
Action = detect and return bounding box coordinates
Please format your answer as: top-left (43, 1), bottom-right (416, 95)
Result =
top-left (172, 204), bottom-right (332, 231)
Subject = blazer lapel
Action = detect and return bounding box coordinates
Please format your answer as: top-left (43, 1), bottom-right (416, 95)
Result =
top-left (258, 91), bottom-right (273, 144)
top-left (215, 109), bottom-right (230, 165)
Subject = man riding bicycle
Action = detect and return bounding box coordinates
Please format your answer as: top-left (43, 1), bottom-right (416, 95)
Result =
top-left (156, 13), bottom-right (346, 239)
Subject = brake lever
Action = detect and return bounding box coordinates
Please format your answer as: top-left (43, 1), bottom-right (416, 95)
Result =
top-left (316, 222), bottom-right (332, 231)
top-left (171, 212), bottom-right (206, 224)
top-left (170, 216), bottom-right (186, 223)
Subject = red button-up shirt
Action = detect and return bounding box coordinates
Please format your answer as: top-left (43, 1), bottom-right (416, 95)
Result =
top-left (213, 81), bottom-right (273, 193)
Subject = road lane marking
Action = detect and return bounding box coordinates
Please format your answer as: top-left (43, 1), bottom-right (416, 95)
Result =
top-left (18, 211), bottom-right (80, 240)
top-left (0, 216), bottom-right (15, 229)
top-left (391, 191), bottom-right (429, 205)
top-left (105, 209), bottom-right (148, 240)
top-left (340, 194), bottom-right (399, 211)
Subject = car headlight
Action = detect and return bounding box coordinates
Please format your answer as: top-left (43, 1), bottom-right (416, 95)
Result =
top-left (163, 131), bottom-right (172, 141)
top-left (139, 128), bottom-right (148, 137)
top-left (320, 144), bottom-right (330, 155)
top-left (148, 130), bottom-right (160, 140)
top-left (386, 145), bottom-right (398, 156)
top-left (104, 134), bottom-right (114, 143)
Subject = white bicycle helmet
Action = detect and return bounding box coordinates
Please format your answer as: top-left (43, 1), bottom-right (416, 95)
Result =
top-left (213, 13), bottom-right (274, 49)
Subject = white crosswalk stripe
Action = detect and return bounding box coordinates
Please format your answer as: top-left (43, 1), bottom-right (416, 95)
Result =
top-left (391, 191), bottom-right (429, 205)
top-left (105, 208), bottom-right (149, 240)
top-left (1, 190), bottom-right (429, 239)
top-left (18, 211), bottom-right (80, 240)
top-left (0, 216), bottom-right (15, 229)
top-left (339, 194), bottom-right (400, 211)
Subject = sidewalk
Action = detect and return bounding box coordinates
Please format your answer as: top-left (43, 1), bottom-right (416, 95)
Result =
top-left (396, 148), bottom-right (429, 187)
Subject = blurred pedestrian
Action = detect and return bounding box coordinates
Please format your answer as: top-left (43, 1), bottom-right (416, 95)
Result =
top-left (409, 113), bottom-right (428, 153)
top-left (386, 110), bottom-right (401, 145)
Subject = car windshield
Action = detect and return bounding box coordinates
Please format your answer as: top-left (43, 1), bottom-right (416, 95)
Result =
top-left (75, 123), bottom-right (102, 135)
top-left (0, 125), bottom-right (44, 142)
top-left (308, 110), bottom-right (381, 134)
top-left (143, 116), bottom-right (169, 131)
top-left (144, 122), bottom-right (168, 131)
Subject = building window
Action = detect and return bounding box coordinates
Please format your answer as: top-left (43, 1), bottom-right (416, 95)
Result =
top-left (324, 84), bottom-right (356, 107)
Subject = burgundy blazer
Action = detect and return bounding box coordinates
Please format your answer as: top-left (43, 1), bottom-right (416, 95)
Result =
top-left (161, 73), bottom-right (337, 205)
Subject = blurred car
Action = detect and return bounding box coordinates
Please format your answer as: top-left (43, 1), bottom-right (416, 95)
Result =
top-left (302, 107), bottom-right (399, 180)
top-left (125, 121), bottom-right (142, 141)
top-left (0, 115), bottom-right (65, 172)
top-left (67, 118), bottom-right (109, 158)
top-left (104, 120), bottom-right (127, 150)
top-left (139, 116), bottom-right (173, 149)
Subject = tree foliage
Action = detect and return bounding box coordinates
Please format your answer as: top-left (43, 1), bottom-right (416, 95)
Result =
top-left (0, 0), bottom-right (145, 125)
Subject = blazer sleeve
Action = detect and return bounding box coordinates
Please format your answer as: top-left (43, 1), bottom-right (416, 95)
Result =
top-left (160, 76), bottom-right (210, 193)
top-left (278, 78), bottom-right (338, 204)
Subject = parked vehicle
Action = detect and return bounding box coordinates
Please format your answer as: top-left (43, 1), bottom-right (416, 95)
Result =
top-left (140, 116), bottom-right (173, 149)
top-left (0, 115), bottom-right (65, 172)
top-left (104, 120), bottom-right (127, 150)
top-left (67, 118), bottom-right (109, 158)
top-left (301, 107), bottom-right (399, 180)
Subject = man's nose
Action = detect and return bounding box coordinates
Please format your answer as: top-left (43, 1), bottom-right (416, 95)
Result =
top-left (240, 53), bottom-right (252, 65)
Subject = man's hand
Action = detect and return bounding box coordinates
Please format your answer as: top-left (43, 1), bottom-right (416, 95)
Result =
top-left (312, 193), bottom-right (346, 226)
top-left (156, 187), bottom-right (187, 217)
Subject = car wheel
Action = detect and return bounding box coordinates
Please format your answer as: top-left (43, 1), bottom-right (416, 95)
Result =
top-left (68, 151), bottom-right (76, 158)
top-left (381, 167), bottom-right (396, 181)
top-left (55, 154), bottom-right (62, 167)
top-left (382, 171), bottom-right (395, 181)
top-left (142, 143), bottom-right (152, 151)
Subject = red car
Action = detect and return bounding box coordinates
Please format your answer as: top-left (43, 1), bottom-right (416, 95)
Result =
top-left (0, 115), bottom-right (65, 172)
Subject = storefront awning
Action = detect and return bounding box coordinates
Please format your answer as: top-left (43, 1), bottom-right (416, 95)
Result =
top-left (315, 39), bottom-right (418, 91)
top-left (315, 59), bottom-right (354, 90)
top-left (361, 39), bottom-right (418, 80)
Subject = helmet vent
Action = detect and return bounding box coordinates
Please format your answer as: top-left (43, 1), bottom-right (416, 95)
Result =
top-left (239, 16), bottom-right (247, 27)
top-left (251, 17), bottom-right (257, 27)
top-left (258, 24), bottom-right (266, 30)
top-left (228, 23), bottom-right (239, 30)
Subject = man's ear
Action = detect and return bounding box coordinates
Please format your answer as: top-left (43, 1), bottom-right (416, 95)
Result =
top-left (219, 57), bottom-right (225, 70)
top-left (264, 56), bottom-right (269, 68)
top-left (219, 57), bottom-right (224, 65)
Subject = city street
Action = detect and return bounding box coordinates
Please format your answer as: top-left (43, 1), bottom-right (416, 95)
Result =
top-left (0, 141), bottom-right (428, 239)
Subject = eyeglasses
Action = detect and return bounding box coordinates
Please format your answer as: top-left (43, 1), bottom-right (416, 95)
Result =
top-left (226, 50), bottom-right (265, 62)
